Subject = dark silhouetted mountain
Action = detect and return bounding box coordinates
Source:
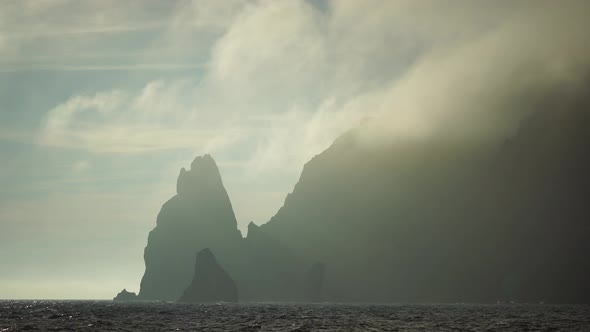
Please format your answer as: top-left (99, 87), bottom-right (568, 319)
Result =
top-left (138, 155), bottom-right (242, 301)
top-left (133, 85), bottom-right (589, 303)
top-left (238, 221), bottom-right (305, 301)
top-left (113, 289), bottom-right (137, 302)
top-left (136, 155), bottom-right (302, 302)
top-left (178, 248), bottom-right (238, 303)
top-left (259, 87), bottom-right (590, 303)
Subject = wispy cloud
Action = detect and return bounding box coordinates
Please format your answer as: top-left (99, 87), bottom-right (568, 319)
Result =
top-left (0, 63), bottom-right (206, 72)
top-left (4, 21), bottom-right (169, 39)
top-left (36, 0), bottom-right (590, 174)
top-left (0, 0), bottom-right (235, 71)
top-left (39, 86), bottom-right (243, 153)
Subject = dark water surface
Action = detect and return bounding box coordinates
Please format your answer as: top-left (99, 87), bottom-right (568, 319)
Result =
top-left (1, 301), bottom-right (589, 331)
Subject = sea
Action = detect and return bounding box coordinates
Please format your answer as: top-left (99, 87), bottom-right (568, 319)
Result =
top-left (1, 301), bottom-right (589, 331)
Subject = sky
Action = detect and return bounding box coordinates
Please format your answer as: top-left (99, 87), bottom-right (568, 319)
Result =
top-left (1, 0), bottom-right (589, 299)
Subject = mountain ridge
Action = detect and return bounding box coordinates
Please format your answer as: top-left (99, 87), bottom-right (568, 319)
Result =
top-left (132, 92), bottom-right (590, 302)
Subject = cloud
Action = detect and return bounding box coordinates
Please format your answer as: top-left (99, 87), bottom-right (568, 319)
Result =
top-left (171, 0), bottom-right (248, 29)
top-left (0, 0), bottom-right (236, 71)
top-left (1, 0), bottom-right (168, 37)
top-left (38, 0), bottom-right (590, 173)
top-left (245, 99), bottom-right (366, 175)
top-left (34, 0), bottom-right (590, 226)
top-left (0, 63), bottom-right (205, 73)
top-left (336, 1), bottom-right (590, 145)
top-left (40, 84), bottom-right (243, 153)
top-left (208, 1), bottom-right (326, 100)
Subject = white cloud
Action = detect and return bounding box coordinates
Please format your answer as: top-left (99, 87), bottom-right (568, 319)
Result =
top-left (0, 63), bottom-right (205, 73)
top-left (40, 86), bottom-right (244, 153)
top-left (350, 1), bottom-right (590, 146)
top-left (1, 0), bottom-right (167, 37)
top-left (0, 0), bottom-right (225, 70)
top-left (39, 0), bottom-right (590, 182)
top-left (171, 0), bottom-right (248, 29)
top-left (208, 1), bottom-right (326, 98)
top-left (245, 99), bottom-right (366, 176)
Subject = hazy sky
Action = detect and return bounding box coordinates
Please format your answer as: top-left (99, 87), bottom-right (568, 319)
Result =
top-left (1, 0), bottom-right (589, 299)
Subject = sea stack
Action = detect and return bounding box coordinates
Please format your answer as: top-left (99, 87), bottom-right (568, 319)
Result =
top-left (178, 248), bottom-right (238, 303)
top-left (138, 155), bottom-right (242, 301)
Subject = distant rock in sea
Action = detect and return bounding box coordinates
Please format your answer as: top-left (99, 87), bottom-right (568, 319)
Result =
top-left (138, 155), bottom-right (242, 301)
top-left (113, 289), bottom-right (137, 302)
top-left (178, 248), bottom-right (238, 303)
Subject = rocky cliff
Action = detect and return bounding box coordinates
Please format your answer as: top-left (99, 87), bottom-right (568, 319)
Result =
top-left (133, 87), bottom-right (590, 303)
top-left (138, 155), bottom-right (243, 301)
top-left (113, 289), bottom-right (137, 302)
top-left (178, 248), bottom-right (238, 303)
top-left (259, 92), bottom-right (590, 303)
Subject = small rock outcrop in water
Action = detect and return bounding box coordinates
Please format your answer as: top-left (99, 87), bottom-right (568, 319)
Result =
top-left (178, 248), bottom-right (238, 303)
top-left (113, 289), bottom-right (137, 301)
top-left (306, 262), bottom-right (326, 302)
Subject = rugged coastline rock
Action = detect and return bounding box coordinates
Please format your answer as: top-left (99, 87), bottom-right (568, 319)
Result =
top-left (178, 248), bottom-right (238, 303)
top-left (113, 289), bottom-right (137, 302)
top-left (241, 221), bottom-right (304, 301)
top-left (133, 95), bottom-right (590, 303)
top-left (259, 98), bottom-right (590, 303)
top-left (138, 155), bottom-right (242, 301)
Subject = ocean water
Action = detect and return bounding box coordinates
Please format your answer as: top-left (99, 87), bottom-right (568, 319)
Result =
top-left (1, 301), bottom-right (589, 331)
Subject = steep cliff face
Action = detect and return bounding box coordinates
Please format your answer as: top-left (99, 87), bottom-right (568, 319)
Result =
top-left (260, 94), bottom-right (590, 303)
top-left (484, 98), bottom-right (590, 303)
top-left (133, 88), bottom-right (590, 303)
top-left (138, 155), bottom-right (242, 301)
top-left (239, 222), bottom-right (304, 301)
top-left (178, 248), bottom-right (238, 303)
top-left (261, 133), bottom-right (487, 302)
